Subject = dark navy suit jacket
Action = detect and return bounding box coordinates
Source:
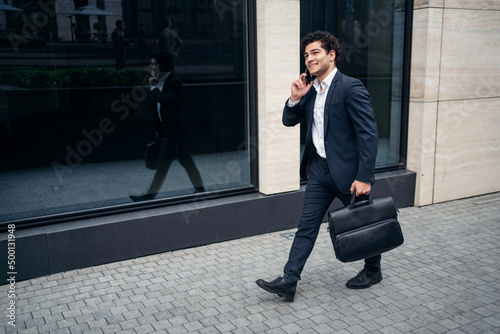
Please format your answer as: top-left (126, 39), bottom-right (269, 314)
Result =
top-left (151, 72), bottom-right (186, 141)
top-left (282, 70), bottom-right (378, 194)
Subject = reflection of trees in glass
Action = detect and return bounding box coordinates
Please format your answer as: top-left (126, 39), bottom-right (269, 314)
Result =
top-left (93, 22), bottom-right (105, 32)
top-left (0, 68), bottom-right (148, 89)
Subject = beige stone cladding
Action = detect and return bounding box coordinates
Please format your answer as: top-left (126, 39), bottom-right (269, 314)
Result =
top-left (257, 0), bottom-right (301, 195)
top-left (408, 1), bottom-right (500, 205)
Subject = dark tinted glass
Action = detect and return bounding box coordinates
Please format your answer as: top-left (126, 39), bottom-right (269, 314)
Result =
top-left (0, 0), bottom-right (252, 226)
top-left (300, 0), bottom-right (409, 168)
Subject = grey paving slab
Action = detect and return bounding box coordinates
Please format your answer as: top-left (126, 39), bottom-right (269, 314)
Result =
top-left (1, 192), bottom-right (500, 333)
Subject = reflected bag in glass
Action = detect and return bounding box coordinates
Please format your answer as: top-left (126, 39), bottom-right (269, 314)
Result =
top-left (327, 191), bottom-right (404, 263)
top-left (145, 140), bottom-right (162, 170)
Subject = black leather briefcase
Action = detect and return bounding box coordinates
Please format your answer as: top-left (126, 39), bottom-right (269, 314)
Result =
top-left (145, 140), bottom-right (162, 170)
top-left (327, 192), bottom-right (404, 263)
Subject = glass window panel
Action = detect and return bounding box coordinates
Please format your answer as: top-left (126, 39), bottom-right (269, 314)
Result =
top-left (300, 0), bottom-right (408, 168)
top-left (0, 0), bottom-right (252, 226)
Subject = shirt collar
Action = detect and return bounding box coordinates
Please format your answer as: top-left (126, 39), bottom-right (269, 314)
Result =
top-left (313, 67), bottom-right (338, 92)
top-left (158, 71), bottom-right (171, 86)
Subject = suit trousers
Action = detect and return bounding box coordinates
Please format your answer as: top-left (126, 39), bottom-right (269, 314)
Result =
top-left (283, 153), bottom-right (381, 285)
top-left (147, 137), bottom-right (203, 195)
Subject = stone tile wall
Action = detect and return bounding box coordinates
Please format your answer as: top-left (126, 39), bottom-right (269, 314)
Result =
top-left (408, 1), bottom-right (500, 205)
top-left (256, 0), bottom-right (301, 194)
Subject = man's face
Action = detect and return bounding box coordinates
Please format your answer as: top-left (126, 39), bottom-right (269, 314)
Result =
top-left (150, 58), bottom-right (160, 77)
top-left (304, 41), bottom-right (335, 80)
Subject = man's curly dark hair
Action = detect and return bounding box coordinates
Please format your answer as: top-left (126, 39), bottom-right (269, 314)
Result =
top-left (152, 51), bottom-right (175, 73)
top-left (300, 31), bottom-right (342, 63)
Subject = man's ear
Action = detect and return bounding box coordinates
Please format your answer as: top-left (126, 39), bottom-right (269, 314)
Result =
top-left (329, 50), bottom-right (336, 62)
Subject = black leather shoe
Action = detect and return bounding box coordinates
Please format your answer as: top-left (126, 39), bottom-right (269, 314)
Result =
top-left (255, 277), bottom-right (296, 302)
top-left (129, 193), bottom-right (156, 202)
top-left (346, 268), bottom-right (382, 289)
top-left (194, 186), bottom-right (205, 193)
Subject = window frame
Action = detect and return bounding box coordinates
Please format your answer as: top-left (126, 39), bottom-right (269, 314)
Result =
top-left (299, 0), bottom-right (414, 175)
top-left (0, 0), bottom-right (259, 232)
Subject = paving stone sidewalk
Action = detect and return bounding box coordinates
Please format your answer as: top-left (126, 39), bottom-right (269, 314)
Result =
top-left (1, 192), bottom-right (500, 334)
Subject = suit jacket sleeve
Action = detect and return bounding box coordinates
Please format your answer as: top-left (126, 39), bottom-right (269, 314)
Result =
top-left (282, 93), bottom-right (311, 127)
top-left (345, 79), bottom-right (378, 184)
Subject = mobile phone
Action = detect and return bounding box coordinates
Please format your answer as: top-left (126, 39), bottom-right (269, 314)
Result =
top-left (305, 68), bottom-right (315, 84)
top-left (152, 68), bottom-right (160, 79)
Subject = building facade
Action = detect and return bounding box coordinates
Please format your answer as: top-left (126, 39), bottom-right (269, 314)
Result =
top-left (409, 0), bottom-right (500, 205)
top-left (0, 0), bottom-right (499, 282)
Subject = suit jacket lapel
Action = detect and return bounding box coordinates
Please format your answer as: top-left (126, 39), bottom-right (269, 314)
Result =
top-left (324, 71), bottom-right (342, 136)
top-left (162, 73), bottom-right (173, 92)
top-left (305, 89), bottom-right (316, 144)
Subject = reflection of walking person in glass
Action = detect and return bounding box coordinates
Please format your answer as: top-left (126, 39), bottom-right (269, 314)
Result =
top-left (130, 52), bottom-right (205, 202)
top-left (112, 20), bottom-right (126, 69)
top-left (155, 20), bottom-right (182, 57)
top-left (138, 23), bottom-right (148, 58)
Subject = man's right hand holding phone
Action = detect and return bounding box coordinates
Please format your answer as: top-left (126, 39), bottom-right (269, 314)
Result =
top-left (290, 72), bottom-right (314, 103)
top-left (149, 75), bottom-right (159, 88)
top-left (149, 66), bottom-right (161, 88)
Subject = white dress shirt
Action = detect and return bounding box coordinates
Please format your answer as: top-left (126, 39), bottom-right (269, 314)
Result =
top-left (288, 67), bottom-right (338, 158)
top-left (152, 71), bottom-right (171, 122)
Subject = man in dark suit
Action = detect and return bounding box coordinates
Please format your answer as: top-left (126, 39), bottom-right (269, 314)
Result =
top-left (111, 20), bottom-right (126, 69)
top-left (256, 31), bottom-right (380, 301)
top-left (130, 52), bottom-right (205, 202)
top-left (155, 19), bottom-right (182, 57)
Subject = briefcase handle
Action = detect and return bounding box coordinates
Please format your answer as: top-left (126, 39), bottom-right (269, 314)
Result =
top-left (349, 190), bottom-right (372, 209)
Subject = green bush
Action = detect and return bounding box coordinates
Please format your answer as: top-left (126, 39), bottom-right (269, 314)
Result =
top-left (0, 67), bottom-right (149, 89)
top-left (93, 22), bottom-right (105, 32)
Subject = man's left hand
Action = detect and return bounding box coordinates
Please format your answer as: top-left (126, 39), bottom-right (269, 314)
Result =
top-left (350, 180), bottom-right (371, 196)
